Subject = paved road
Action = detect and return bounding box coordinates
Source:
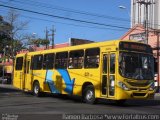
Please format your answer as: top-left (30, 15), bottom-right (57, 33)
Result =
top-left (0, 84), bottom-right (160, 120)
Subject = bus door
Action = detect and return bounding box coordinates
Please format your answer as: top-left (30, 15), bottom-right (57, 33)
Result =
top-left (14, 55), bottom-right (25, 90)
top-left (101, 53), bottom-right (116, 98)
top-left (24, 57), bottom-right (32, 90)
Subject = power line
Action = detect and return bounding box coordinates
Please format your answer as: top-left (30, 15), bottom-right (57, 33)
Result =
top-left (1, 2), bottom-right (158, 34)
top-left (0, 5), bottom-right (156, 35)
top-left (11, 0), bottom-right (130, 22)
top-left (20, 14), bottom-right (127, 31)
top-left (7, 0), bottom-right (160, 27)
top-left (0, 8), bottom-right (128, 31)
top-left (0, 4), bottom-right (130, 30)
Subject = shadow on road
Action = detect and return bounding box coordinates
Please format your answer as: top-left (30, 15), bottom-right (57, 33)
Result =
top-left (1, 85), bottom-right (160, 107)
top-left (125, 99), bottom-right (160, 107)
top-left (44, 93), bottom-right (83, 103)
top-left (0, 85), bottom-right (20, 93)
top-left (42, 93), bottom-right (160, 107)
top-left (96, 99), bottom-right (160, 107)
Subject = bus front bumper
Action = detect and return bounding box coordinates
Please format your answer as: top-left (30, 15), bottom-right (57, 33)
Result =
top-left (116, 88), bottom-right (155, 100)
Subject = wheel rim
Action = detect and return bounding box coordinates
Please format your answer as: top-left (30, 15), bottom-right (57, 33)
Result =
top-left (86, 90), bottom-right (93, 101)
top-left (34, 85), bottom-right (39, 94)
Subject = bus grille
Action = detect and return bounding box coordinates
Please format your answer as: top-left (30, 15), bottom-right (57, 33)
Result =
top-left (130, 88), bottom-right (147, 91)
top-left (132, 93), bottom-right (146, 97)
top-left (127, 82), bottom-right (150, 87)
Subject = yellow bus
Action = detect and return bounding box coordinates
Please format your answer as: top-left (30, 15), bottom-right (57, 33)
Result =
top-left (13, 40), bottom-right (155, 104)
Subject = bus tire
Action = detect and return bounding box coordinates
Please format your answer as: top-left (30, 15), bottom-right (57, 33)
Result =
top-left (83, 85), bottom-right (96, 104)
top-left (33, 82), bottom-right (41, 97)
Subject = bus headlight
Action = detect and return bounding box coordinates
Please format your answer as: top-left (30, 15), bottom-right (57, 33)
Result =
top-left (149, 82), bottom-right (155, 91)
top-left (118, 81), bottom-right (129, 91)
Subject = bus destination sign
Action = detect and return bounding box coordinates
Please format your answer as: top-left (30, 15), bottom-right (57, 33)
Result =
top-left (119, 42), bottom-right (152, 53)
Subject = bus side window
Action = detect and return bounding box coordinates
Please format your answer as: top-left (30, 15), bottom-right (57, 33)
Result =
top-left (15, 57), bottom-right (23, 70)
top-left (103, 55), bottom-right (107, 74)
top-left (43, 53), bottom-right (55, 69)
top-left (69, 50), bottom-right (84, 69)
top-left (27, 61), bottom-right (30, 73)
top-left (32, 55), bottom-right (43, 70)
top-left (84, 48), bottom-right (100, 68)
top-left (110, 54), bottom-right (115, 74)
top-left (55, 52), bottom-right (68, 69)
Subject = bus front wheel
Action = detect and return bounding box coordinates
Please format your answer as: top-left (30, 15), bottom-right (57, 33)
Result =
top-left (33, 82), bottom-right (41, 97)
top-left (83, 85), bottom-right (96, 104)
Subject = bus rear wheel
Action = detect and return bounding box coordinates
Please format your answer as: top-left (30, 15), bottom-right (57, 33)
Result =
top-left (33, 82), bottom-right (41, 97)
top-left (83, 85), bottom-right (96, 104)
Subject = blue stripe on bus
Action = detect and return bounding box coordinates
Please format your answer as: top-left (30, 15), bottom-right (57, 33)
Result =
top-left (58, 69), bottom-right (75, 94)
top-left (46, 70), bottom-right (60, 93)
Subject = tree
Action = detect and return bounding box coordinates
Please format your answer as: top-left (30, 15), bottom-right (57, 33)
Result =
top-left (40, 39), bottom-right (50, 48)
top-left (28, 38), bottom-right (50, 48)
top-left (3, 9), bottom-right (29, 59)
top-left (0, 16), bottom-right (12, 54)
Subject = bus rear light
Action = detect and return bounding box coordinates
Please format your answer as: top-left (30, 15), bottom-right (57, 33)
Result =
top-left (118, 81), bottom-right (129, 91)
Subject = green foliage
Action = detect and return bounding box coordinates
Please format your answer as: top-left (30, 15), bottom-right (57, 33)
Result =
top-left (0, 16), bottom-right (12, 54)
top-left (0, 10), bottom-right (29, 60)
top-left (29, 38), bottom-right (50, 47)
top-left (0, 35), bottom-right (12, 53)
top-left (14, 40), bottom-right (24, 53)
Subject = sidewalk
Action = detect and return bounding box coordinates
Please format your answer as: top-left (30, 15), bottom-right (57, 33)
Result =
top-left (155, 93), bottom-right (160, 97)
top-left (0, 84), bottom-right (14, 89)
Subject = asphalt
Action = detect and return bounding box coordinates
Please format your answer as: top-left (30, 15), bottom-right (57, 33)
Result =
top-left (0, 84), bottom-right (160, 120)
top-left (0, 84), bottom-right (160, 99)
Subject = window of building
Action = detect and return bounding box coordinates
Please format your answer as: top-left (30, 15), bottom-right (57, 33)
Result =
top-left (69, 50), bottom-right (84, 69)
top-left (85, 48), bottom-right (100, 68)
top-left (55, 52), bottom-right (68, 69)
top-left (15, 57), bottom-right (23, 70)
top-left (43, 53), bottom-right (55, 69)
top-left (32, 55), bottom-right (43, 70)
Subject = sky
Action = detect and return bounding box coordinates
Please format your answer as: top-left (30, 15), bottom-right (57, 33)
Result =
top-left (0, 0), bottom-right (131, 45)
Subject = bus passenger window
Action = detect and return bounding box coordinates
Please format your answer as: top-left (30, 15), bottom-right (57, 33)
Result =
top-left (85, 48), bottom-right (100, 68)
top-left (55, 52), bottom-right (68, 69)
top-left (15, 57), bottom-right (23, 70)
top-left (27, 61), bottom-right (30, 73)
top-left (32, 55), bottom-right (43, 70)
top-left (110, 54), bottom-right (115, 74)
top-left (69, 50), bottom-right (84, 69)
top-left (43, 53), bottom-right (55, 69)
top-left (103, 55), bottom-right (107, 74)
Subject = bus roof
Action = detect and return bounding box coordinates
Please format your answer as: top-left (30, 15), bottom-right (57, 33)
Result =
top-left (16, 39), bottom-right (151, 56)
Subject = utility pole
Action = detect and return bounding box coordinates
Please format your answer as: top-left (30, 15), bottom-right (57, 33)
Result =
top-left (45, 26), bottom-right (56, 49)
top-left (50, 26), bottom-right (56, 49)
top-left (137, 0), bottom-right (153, 44)
top-left (156, 30), bottom-right (160, 92)
top-left (45, 27), bottom-right (49, 49)
top-left (10, 28), bottom-right (14, 84)
top-left (2, 47), bottom-right (6, 83)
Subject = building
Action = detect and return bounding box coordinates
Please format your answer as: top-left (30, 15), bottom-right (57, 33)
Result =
top-left (131, 0), bottom-right (160, 29)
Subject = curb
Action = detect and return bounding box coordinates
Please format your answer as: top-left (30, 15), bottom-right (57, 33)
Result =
top-left (155, 93), bottom-right (160, 97)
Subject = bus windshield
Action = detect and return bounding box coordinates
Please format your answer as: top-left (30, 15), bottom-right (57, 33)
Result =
top-left (119, 52), bottom-right (154, 80)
